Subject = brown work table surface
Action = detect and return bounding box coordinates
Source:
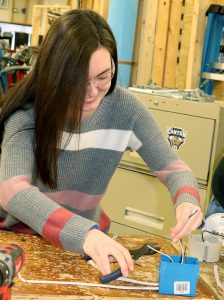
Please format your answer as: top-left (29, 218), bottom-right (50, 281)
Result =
top-left (0, 230), bottom-right (217, 299)
top-left (199, 256), bottom-right (224, 300)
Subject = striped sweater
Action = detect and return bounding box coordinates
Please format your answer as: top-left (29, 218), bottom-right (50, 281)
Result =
top-left (0, 86), bottom-right (200, 253)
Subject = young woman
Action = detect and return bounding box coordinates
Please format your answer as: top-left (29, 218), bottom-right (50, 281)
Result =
top-left (0, 9), bottom-right (202, 278)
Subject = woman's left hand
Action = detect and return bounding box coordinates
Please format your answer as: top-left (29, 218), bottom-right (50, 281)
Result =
top-left (170, 202), bottom-right (203, 243)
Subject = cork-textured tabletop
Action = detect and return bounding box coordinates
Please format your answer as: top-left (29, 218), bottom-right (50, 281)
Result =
top-left (199, 255), bottom-right (224, 300)
top-left (0, 230), bottom-right (215, 299)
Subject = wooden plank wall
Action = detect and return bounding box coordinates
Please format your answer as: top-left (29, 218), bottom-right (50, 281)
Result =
top-left (131, 0), bottom-right (224, 96)
top-left (79, 0), bottom-right (109, 19)
top-left (132, 0), bottom-right (201, 89)
top-left (31, 1), bottom-right (109, 47)
top-left (30, 0), bottom-right (224, 98)
top-left (31, 5), bottom-right (71, 46)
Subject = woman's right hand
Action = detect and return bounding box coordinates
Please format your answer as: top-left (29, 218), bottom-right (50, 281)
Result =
top-left (83, 229), bottom-right (134, 277)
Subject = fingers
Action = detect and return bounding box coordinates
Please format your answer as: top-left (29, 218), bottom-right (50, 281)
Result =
top-left (83, 229), bottom-right (134, 277)
top-left (94, 247), bottom-right (131, 276)
top-left (171, 210), bottom-right (202, 242)
top-left (112, 243), bottom-right (134, 276)
top-left (171, 203), bottom-right (203, 243)
top-left (102, 247), bottom-right (130, 277)
top-left (93, 253), bottom-right (112, 275)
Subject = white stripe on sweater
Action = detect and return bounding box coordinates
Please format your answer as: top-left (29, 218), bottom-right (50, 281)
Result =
top-left (59, 129), bottom-right (142, 152)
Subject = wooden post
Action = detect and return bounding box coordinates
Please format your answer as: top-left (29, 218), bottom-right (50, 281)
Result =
top-left (151, 0), bottom-right (171, 87)
top-left (31, 5), bottom-right (42, 46)
top-left (67, 0), bottom-right (79, 9)
top-left (131, 0), bottom-right (144, 86)
top-left (176, 0), bottom-right (195, 89)
top-left (81, 0), bottom-right (94, 9)
top-left (135, 0), bottom-right (158, 86)
top-left (163, 0), bottom-right (183, 88)
top-left (93, 0), bottom-right (109, 19)
top-left (25, 0), bottom-right (30, 24)
top-left (186, 0), bottom-right (210, 89)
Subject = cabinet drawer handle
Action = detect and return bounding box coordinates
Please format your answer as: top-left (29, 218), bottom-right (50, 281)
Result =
top-left (124, 206), bottom-right (164, 230)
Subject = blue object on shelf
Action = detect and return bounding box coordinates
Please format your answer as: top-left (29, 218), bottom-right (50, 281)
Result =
top-left (200, 5), bottom-right (224, 95)
top-left (158, 255), bottom-right (200, 297)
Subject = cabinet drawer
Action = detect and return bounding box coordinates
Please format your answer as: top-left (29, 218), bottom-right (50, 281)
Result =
top-left (102, 167), bottom-right (206, 238)
top-left (152, 110), bottom-right (214, 182)
top-left (122, 110), bottom-right (214, 183)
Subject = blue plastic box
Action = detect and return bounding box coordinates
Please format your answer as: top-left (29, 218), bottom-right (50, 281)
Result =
top-left (158, 255), bottom-right (200, 297)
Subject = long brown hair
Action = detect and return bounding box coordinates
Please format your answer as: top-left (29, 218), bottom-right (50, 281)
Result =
top-left (0, 9), bottom-right (118, 188)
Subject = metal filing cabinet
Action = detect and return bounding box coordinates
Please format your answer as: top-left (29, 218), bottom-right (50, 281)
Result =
top-left (101, 89), bottom-right (224, 238)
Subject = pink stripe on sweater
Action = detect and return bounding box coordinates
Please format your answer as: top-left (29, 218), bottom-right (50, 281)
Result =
top-left (153, 160), bottom-right (191, 184)
top-left (0, 176), bottom-right (32, 209)
top-left (42, 207), bottom-right (73, 247)
top-left (99, 210), bottom-right (110, 231)
top-left (45, 191), bottom-right (102, 211)
top-left (174, 186), bottom-right (200, 205)
top-left (0, 176), bottom-right (102, 213)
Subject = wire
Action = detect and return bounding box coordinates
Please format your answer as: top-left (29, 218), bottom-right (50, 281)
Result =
top-left (117, 277), bottom-right (158, 286)
top-left (146, 239), bottom-right (185, 264)
top-left (146, 244), bottom-right (174, 263)
top-left (202, 229), bottom-right (223, 242)
top-left (111, 225), bottom-right (188, 264)
top-left (110, 221), bottom-right (173, 242)
top-left (87, 256), bottom-right (158, 286)
top-left (18, 273), bottom-right (159, 290)
top-left (188, 209), bottom-right (199, 218)
top-left (178, 239), bottom-right (184, 264)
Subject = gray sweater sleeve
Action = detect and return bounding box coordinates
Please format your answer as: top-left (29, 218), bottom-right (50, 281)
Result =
top-left (0, 109), bottom-right (97, 254)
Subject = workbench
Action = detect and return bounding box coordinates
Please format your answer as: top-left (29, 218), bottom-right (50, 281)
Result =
top-left (0, 230), bottom-right (221, 299)
top-left (200, 257), bottom-right (224, 300)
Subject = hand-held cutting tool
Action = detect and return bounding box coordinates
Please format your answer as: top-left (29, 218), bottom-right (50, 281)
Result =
top-left (84, 242), bottom-right (161, 284)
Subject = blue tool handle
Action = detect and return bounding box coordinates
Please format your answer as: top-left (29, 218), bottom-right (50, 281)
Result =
top-left (100, 268), bottom-right (122, 283)
top-left (83, 254), bottom-right (91, 261)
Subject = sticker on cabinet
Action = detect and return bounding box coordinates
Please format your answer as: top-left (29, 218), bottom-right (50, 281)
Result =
top-left (167, 127), bottom-right (187, 150)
